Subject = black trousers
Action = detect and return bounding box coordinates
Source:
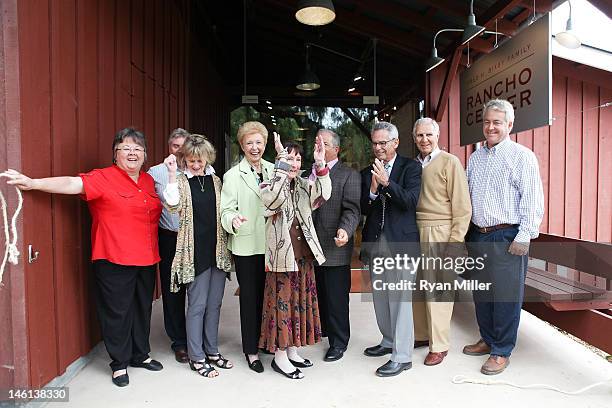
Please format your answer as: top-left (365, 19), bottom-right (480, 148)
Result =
top-left (234, 254), bottom-right (266, 355)
top-left (158, 230), bottom-right (187, 351)
top-left (93, 260), bottom-right (156, 371)
top-left (315, 264), bottom-right (351, 350)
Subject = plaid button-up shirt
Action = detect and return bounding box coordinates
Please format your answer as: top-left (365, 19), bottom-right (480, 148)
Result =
top-left (467, 138), bottom-right (544, 243)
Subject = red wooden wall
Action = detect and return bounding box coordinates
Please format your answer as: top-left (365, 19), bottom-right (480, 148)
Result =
top-left (0, 0), bottom-right (231, 389)
top-left (426, 56), bottom-right (612, 244)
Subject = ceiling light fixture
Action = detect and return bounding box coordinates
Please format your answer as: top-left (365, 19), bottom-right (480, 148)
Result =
top-left (295, 0), bottom-right (336, 26)
top-left (296, 44), bottom-right (321, 90)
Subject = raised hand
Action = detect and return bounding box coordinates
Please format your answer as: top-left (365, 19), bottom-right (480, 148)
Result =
top-left (0, 169), bottom-right (35, 190)
top-left (313, 134), bottom-right (325, 167)
top-left (164, 154), bottom-right (178, 174)
top-left (232, 214), bottom-right (248, 230)
top-left (274, 132), bottom-right (285, 155)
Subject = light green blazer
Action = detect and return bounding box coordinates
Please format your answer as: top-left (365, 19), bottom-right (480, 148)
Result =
top-left (220, 157), bottom-right (274, 256)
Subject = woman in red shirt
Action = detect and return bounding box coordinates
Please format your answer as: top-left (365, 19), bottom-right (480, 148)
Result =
top-left (2, 128), bottom-right (163, 387)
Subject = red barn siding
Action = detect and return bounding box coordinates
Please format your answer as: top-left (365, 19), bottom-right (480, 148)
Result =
top-left (0, 0), bottom-right (229, 389)
top-left (426, 56), bottom-right (612, 243)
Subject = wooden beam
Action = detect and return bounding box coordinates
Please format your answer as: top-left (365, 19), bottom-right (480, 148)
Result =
top-left (416, 0), bottom-right (474, 19)
top-left (520, 0), bottom-right (552, 13)
top-left (587, 0), bottom-right (612, 19)
top-left (435, 47), bottom-right (461, 122)
top-left (332, 10), bottom-right (430, 56)
top-left (511, 7), bottom-right (533, 25)
top-left (468, 37), bottom-right (495, 53)
top-left (485, 17), bottom-right (519, 36)
top-left (352, 0), bottom-right (446, 35)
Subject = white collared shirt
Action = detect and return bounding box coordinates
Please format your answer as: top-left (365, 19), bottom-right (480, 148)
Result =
top-left (163, 165), bottom-right (216, 206)
top-left (416, 147), bottom-right (442, 168)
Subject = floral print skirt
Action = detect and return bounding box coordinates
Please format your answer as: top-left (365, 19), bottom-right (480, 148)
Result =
top-left (259, 261), bottom-right (322, 352)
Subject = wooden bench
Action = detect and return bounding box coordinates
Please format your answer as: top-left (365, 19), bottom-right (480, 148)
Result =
top-left (525, 266), bottom-right (612, 311)
top-left (523, 233), bottom-right (612, 354)
top-left (525, 233), bottom-right (612, 311)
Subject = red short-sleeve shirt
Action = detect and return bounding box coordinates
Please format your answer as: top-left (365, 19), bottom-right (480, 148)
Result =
top-left (80, 165), bottom-right (163, 266)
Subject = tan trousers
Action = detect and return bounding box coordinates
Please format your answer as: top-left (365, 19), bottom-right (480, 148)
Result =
top-left (413, 221), bottom-right (454, 352)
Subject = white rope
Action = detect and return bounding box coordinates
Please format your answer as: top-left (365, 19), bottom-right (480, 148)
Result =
top-left (0, 186), bottom-right (22, 287)
top-left (452, 375), bottom-right (612, 395)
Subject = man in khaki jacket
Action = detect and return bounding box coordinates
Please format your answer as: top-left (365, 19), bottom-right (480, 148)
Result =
top-left (412, 118), bottom-right (471, 366)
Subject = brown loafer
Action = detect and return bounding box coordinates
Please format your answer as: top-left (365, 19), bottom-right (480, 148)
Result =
top-left (174, 349), bottom-right (189, 364)
top-left (481, 355), bottom-right (509, 375)
top-left (424, 351), bottom-right (448, 366)
top-left (462, 339), bottom-right (491, 356)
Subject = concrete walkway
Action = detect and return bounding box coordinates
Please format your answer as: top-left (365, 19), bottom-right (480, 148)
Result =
top-left (48, 279), bottom-right (611, 408)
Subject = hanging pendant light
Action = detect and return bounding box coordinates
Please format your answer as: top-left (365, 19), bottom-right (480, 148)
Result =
top-left (425, 47), bottom-right (445, 72)
top-left (555, 1), bottom-right (581, 49)
top-left (295, 0), bottom-right (336, 26)
top-left (461, 0), bottom-right (485, 44)
top-left (296, 45), bottom-right (320, 90)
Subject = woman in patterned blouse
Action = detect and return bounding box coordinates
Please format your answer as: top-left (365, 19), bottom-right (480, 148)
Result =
top-left (258, 133), bottom-right (332, 379)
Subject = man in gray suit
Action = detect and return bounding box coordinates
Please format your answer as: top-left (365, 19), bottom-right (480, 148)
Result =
top-left (312, 129), bottom-right (361, 362)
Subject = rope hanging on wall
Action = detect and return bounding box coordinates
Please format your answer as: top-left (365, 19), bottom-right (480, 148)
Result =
top-left (0, 186), bottom-right (22, 287)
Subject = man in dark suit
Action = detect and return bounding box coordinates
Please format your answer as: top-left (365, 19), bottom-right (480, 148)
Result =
top-left (360, 121), bottom-right (421, 377)
top-left (312, 129), bottom-right (361, 362)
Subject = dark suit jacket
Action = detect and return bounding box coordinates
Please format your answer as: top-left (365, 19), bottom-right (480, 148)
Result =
top-left (313, 161), bottom-right (361, 266)
top-left (360, 154), bottom-right (422, 246)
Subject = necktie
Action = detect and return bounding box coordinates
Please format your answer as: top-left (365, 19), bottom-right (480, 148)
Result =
top-left (380, 162), bottom-right (391, 232)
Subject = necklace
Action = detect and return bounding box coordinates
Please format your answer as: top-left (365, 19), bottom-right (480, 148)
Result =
top-left (196, 175), bottom-right (205, 192)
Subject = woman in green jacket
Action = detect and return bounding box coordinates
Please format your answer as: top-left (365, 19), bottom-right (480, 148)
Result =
top-left (220, 121), bottom-right (274, 373)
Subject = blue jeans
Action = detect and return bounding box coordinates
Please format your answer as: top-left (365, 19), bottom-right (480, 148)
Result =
top-left (466, 226), bottom-right (527, 357)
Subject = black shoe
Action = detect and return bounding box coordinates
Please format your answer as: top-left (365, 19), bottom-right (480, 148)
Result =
top-left (245, 354), bottom-right (264, 373)
top-left (375, 360), bottom-right (412, 377)
top-left (324, 347), bottom-right (345, 362)
top-left (271, 359), bottom-right (303, 380)
top-left (364, 345), bottom-right (392, 357)
top-left (174, 348), bottom-right (189, 364)
top-left (288, 358), bottom-right (313, 368)
top-left (112, 372), bottom-right (129, 387)
top-left (129, 359), bottom-right (163, 371)
top-left (414, 340), bottom-right (429, 349)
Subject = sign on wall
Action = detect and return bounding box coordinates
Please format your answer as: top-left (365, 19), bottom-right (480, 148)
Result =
top-left (460, 13), bottom-right (552, 146)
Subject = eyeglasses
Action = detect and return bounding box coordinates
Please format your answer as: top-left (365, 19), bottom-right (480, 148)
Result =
top-left (115, 145), bottom-right (145, 154)
top-left (371, 139), bottom-right (396, 148)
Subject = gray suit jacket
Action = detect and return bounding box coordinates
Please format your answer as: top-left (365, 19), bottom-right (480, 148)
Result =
top-left (313, 161), bottom-right (361, 266)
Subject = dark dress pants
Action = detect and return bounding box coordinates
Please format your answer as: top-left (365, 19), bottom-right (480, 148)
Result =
top-left (93, 260), bottom-right (156, 371)
top-left (315, 264), bottom-right (351, 350)
top-left (158, 230), bottom-right (187, 351)
top-left (234, 254), bottom-right (266, 355)
top-left (466, 226), bottom-right (527, 358)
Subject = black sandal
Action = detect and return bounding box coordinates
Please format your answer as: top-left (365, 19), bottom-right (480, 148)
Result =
top-left (207, 353), bottom-right (233, 369)
top-left (189, 360), bottom-right (218, 378)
